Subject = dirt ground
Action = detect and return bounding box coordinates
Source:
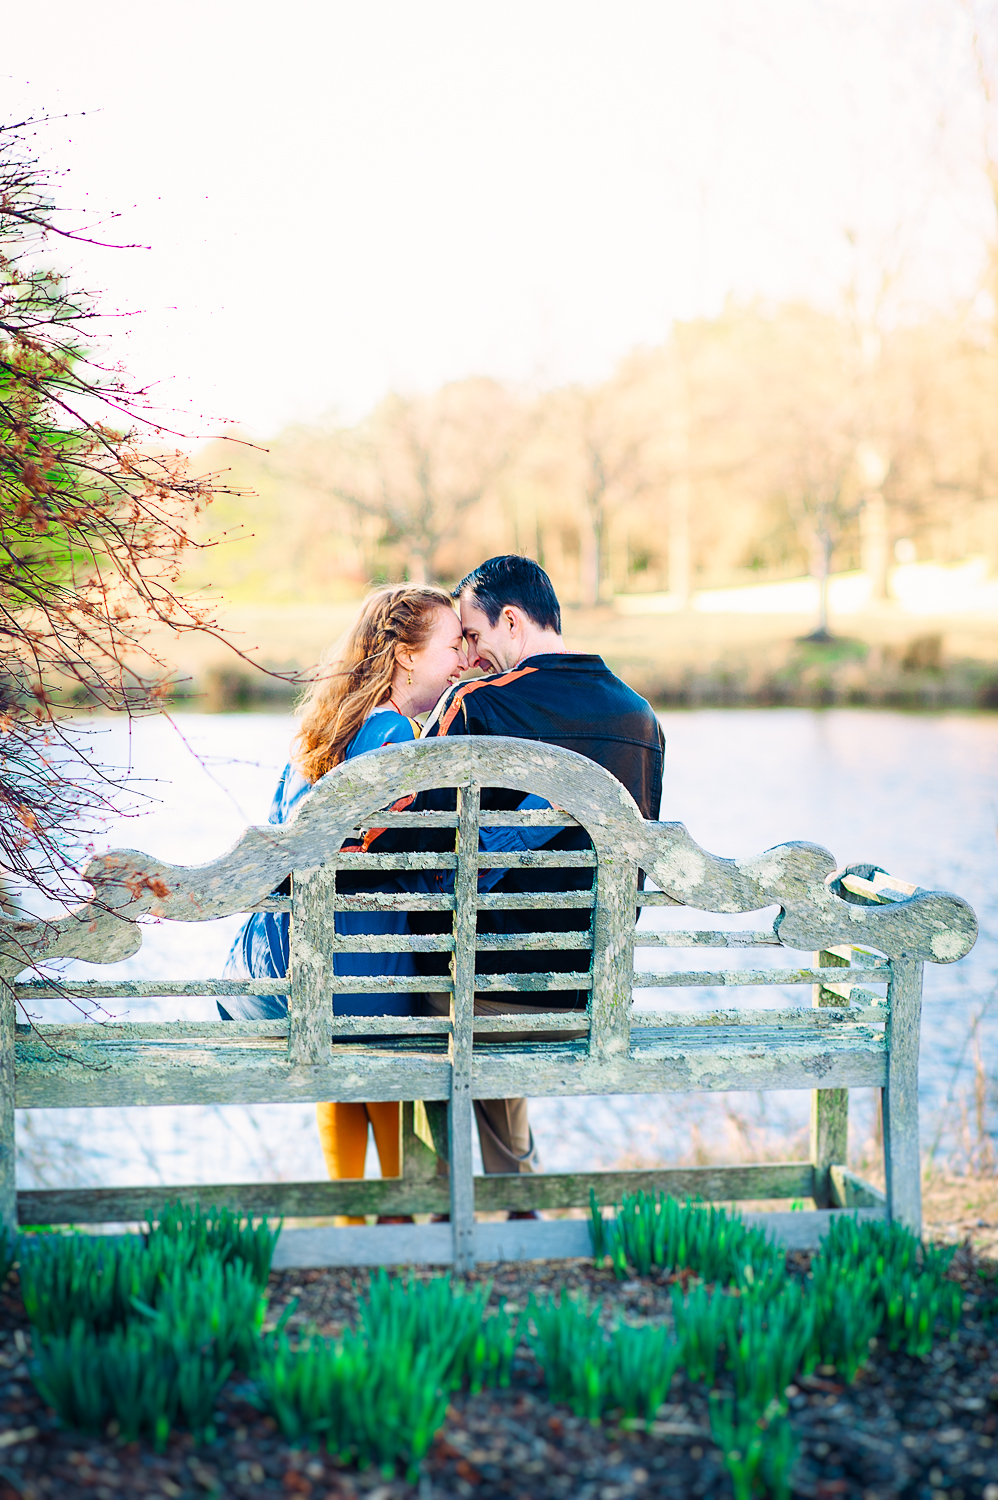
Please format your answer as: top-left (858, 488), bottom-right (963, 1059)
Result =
top-left (1, 1229), bottom-right (996, 1500)
top-left (924, 1174), bottom-right (998, 1261)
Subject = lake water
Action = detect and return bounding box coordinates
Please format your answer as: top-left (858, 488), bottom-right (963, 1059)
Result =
top-left (17, 709), bottom-right (998, 1193)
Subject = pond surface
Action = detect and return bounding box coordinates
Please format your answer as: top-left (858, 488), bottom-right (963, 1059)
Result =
top-left (18, 709), bottom-right (998, 1193)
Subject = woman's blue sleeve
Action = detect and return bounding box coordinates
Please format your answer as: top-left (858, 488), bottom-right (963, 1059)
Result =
top-left (220, 910), bottom-right (290, 1019)
top-left (271, 764), bottom-right (312, 823)
top-left (478, 794), bottom-right (557, 855)
top-left (220, 761), bottom-right (304, 1019)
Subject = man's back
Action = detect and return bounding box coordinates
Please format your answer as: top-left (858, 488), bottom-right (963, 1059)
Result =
top-left (420, 652), bottom-right (664, 1005)
top-left (429, 652), bottom-right (663, 819)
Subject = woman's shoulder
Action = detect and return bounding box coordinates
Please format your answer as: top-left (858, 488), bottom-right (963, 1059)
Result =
top-left (346, 707), bottom-right (417, 759)
top-left (267, 713), bottom-right (416, 817)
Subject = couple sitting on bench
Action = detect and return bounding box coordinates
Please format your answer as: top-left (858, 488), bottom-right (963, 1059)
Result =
top-left (221, 554), bottom-right (664, 1210)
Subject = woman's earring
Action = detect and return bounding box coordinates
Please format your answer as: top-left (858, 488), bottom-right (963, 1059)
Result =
top-left (407, 669), bottom-right (412, 686)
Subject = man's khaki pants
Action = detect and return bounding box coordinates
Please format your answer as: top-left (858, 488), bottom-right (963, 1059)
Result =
top-left (424, 993), bottom-right (586, 1175)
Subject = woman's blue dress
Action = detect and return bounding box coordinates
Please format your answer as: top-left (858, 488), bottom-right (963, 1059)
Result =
top-left (220, 708), bottom-right (554, 1020)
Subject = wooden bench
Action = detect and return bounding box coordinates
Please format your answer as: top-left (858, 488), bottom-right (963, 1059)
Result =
top-left (0, 737), bottom-right (977, 1270)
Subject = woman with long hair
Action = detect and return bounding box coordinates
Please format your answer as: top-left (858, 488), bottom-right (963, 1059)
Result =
top-left (221, 584), bottom-right (468, 1203)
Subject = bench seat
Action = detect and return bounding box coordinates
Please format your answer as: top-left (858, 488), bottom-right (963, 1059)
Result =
top-left (15, 1017), bottom-right (885, 1106)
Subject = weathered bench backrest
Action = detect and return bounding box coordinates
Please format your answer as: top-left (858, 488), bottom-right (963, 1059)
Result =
top-left (0, 737), bottom-right (978, 1264)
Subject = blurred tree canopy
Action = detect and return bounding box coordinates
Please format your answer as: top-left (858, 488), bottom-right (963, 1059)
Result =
top-left (184, 296), bottom-right (998, 610)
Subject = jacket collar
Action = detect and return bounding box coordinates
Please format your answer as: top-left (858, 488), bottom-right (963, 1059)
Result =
top-left (515, 652), bottom-right (604, 670)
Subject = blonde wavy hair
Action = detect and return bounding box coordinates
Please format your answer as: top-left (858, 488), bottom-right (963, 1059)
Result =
top-left (293, 584), bottom-right (456, 783)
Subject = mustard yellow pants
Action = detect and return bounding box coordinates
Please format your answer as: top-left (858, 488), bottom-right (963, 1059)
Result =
top-left (315, 1101), bottom-right (399, 1225)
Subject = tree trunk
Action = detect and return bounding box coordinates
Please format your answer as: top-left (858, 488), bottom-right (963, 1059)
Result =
top-left (669, 474), bottom-right (692, 608)
top-left (814, 532), bottom-right (833, 638)
top-left (579, 504), bottom-right (602, 609)
top-left (666, 367), bottom-right (693, 609)
top-left (861, 491), bottom-right (889, 600)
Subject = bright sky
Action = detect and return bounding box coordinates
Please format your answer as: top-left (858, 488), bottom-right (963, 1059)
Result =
top-left (4, 0), bottom-right (993, 440)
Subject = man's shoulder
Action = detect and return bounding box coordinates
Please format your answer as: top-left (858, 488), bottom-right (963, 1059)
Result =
top-left (429, 666), bottom-right (536, 736)
top-left (430, 654), bottom-right (660, 744)
top-left (528, 653), bottom-right (659, 721)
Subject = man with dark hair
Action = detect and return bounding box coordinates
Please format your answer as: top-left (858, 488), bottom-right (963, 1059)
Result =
top-left (420, 554), bottom-right (664, 1182)
top-left (454, 553), bottom-right (563, 635)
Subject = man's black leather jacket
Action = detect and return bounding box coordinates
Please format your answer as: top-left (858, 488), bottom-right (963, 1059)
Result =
top-left (426, 652), bottom-right (663, 818)
top-left (409, 653), bottom-right (665, 1007)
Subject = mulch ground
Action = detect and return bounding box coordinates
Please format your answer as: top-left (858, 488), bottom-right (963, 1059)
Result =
top-left (0, 1245), bottom-right (995, 1500)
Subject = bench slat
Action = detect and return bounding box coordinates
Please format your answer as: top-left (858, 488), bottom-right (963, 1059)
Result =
top-left (474, 972), bottom-right (592, 993)
top-left (474, 932), bottom-right (591, 952)
top-left (631, 964), bottom-right (889, 988)
top-left (330, 975), bottom-right (448, 993)
top-left (16, 1160), bottom-right (816, 1226)
top-left (628, 1022), bottom-right (885, 1048)
top-left (13, 1029), bottom-right (887, 1108)
top-left (330, 893), bottom-right (456, 911)
top-left (328, 891), bottom-right (596, 911)
top-left (477, 891), bottom-right (596, 910)
top-left (327, 931), bottom-right (591, 953)
top-left (329, 1016), bottom-right (451, 1034)
top-left (14, 980), bottom-right (292, 1000)
top-left (18, 1019), bottom-right (291, 1040)
top-left (467, 1012), bottom-right (586, 1032)
top-left (15, 1003), bottom-right (884, 1044)
top-left (329, 974), bottom-right (591, 994)
top-left (351, 810), bottom-right (579, 829)
top-left (327, 851), bottom-right (595, 870)
top-left (283, 929), bottom-right (784, 953)
top-left (633, 1006), bottom-right (886, 1028)
top-left (328, 934), bottom-right (454, 953)
top-left (331, 852), bottom-right (457, 870)
top-left (634, 930), bottom-right (781, 947)
top-left (476, 851), bottom-right (595, 867)
top-left (17, 962), bottom-right (885, 1004)
top-left (16, 1161), bottom-right (816, 1226)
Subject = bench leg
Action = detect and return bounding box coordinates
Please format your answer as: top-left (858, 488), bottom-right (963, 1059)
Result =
top-left (811, 949), bottom-right (850, 1208)
top-left (401, 1102), bottom-right (444, 1183)
top-left (0, 981), bottom-right (14, 1232)
top-left (883, 955), bottom-right (923, 1234)
top-left (811, 1090), bottom-right (849, 1208)
top-left (449, 1087), bottom-right (475, 1272)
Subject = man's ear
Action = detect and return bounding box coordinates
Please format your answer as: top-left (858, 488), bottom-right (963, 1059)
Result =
top-left (504, 607), bottom-right (518, 634)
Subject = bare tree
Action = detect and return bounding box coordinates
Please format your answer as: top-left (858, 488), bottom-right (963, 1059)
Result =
top-left (1, 117), bottom-right (233, 908)
top-left (294, 380), bottom-right (519, 584)
top-left (786, 464), bottom-right (860, 640)
top-left (965, 0), bottom-right (998, 300)
top-left (541, 379), bottom-right (649, 609)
